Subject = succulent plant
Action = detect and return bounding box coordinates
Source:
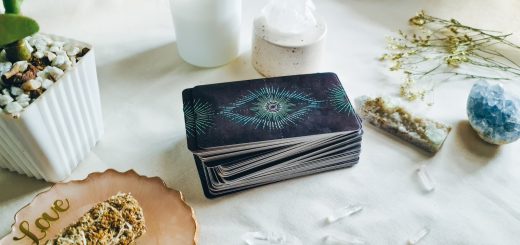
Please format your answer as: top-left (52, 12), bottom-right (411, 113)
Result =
top-left (1, 0), bottom-right (39, 62)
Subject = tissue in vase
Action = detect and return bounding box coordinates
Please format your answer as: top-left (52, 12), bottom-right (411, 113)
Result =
top-left (252, 0), bottom-right (327, 77)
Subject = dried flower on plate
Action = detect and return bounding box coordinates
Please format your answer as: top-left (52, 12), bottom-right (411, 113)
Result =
top-left (45, 193), bottom-right (146, 245)
top-left (381, 10), bottom-right (520, 101)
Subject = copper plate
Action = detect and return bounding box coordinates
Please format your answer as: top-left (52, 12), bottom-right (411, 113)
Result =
top-left (0, 169), bottom-right (198, 245)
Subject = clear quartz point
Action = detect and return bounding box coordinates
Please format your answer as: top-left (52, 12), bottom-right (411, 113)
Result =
top-left (324, 234), bottom-right (367, 245)
top-left (417, 165), bottom-right (435, 192)
top-left (327, 204), bottom-right (364, 223)
top-left (408, 227), bottom-right (430, 245)
top-left (242, 231), bottom-right (302, 245)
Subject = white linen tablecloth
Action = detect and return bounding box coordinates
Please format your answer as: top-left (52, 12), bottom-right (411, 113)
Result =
top-left (1, 0), bottom-right (520, 244)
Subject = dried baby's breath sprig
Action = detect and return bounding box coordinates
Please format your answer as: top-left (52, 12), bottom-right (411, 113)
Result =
top-left (382, 10), bottom-right (520, 101)
top-left (400, 73), bottom-right (428, 101)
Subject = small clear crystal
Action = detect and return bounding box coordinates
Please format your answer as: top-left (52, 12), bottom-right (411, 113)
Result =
top-left (242, 231), bottom-right (302, 245)
top-left (417, 165), bottom-right (435, 193)
top-left (327, 204), bottom-right (364, 223)
top-left (324, 234), bottom-right (366, 245)
top-left (408, 227), bottom-right (430, 245)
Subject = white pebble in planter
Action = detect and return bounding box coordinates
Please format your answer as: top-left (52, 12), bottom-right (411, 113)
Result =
top-left (0, 34), bottom-right (103, 182)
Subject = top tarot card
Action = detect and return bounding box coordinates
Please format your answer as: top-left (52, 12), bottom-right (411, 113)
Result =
top-left (186, 73), bottom-right (361, 149)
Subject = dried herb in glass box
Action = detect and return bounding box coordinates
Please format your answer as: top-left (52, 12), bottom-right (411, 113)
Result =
top-left (381, 10), bottom-right (520, 101)
top-left (356, 96), bottom-right (451, 153)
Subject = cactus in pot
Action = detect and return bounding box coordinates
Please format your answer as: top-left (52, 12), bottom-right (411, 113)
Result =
top-left (1, 0), bottom-right (39, 62)
top-left (0, 0), bottom-right (104, 182)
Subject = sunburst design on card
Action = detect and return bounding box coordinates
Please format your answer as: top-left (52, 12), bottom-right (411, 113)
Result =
top-left (220, 87), bottom-right (321, 130)
top-left (183, 99), bottom-right (214, 137)
top-left (328, 84), bottom-right (353, 115)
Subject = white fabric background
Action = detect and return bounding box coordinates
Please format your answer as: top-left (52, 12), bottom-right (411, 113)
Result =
top-left (1, 0), bottom-right (520, 244)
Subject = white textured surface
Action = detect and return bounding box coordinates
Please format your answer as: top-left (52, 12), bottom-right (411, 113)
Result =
top-left (0, 42), bottom-right (103, 182)
top-left (1, 0), bottom-right (520, 244)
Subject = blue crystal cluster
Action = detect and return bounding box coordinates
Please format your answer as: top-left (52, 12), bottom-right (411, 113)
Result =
top-left (467, 80), bottom-right (520, 145)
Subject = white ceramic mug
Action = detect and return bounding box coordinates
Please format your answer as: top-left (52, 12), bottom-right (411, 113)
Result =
top-left (170, 0), bottom-right (241, 67)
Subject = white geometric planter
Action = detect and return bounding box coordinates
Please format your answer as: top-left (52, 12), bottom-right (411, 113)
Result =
top-left (0, 35), bottom-right (104, 182)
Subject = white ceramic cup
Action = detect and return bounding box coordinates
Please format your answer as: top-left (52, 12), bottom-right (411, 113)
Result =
top-left (170, 0), bottom-right (242, 67)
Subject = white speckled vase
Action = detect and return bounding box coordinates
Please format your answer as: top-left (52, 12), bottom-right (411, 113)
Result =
top-left (0, 35), bottom-right (104, 182)
top-left (252, 15), bottom-right (327, 77)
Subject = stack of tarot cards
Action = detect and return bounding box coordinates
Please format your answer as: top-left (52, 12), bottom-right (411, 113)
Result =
top-left (182, 73), bottom-right (363, 198)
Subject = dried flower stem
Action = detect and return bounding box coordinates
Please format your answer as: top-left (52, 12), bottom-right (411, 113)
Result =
top-left (382, 10), bottom-right (520, 101)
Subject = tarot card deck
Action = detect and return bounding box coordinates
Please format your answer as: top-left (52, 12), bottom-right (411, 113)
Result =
top-left (182, 73), bottom-right (363, 198)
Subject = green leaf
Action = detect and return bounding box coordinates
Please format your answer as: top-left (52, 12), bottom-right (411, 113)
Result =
top-left (3, 0), bottom-right (24, 14)
top-left (0, 14), bottom-right (39, 46)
